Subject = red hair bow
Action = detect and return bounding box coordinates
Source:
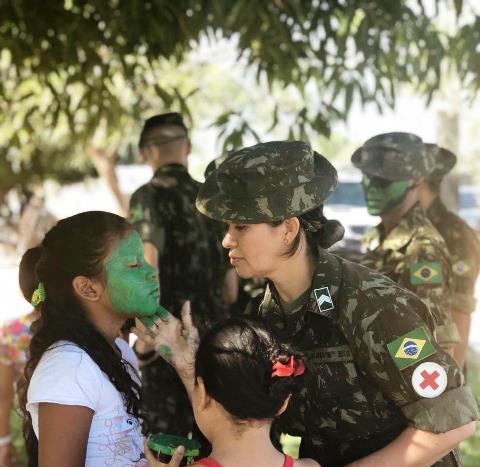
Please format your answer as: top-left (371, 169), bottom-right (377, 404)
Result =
top-left (271, 356), bottom-right (305, 378)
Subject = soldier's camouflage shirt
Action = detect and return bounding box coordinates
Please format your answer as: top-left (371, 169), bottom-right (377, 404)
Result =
top-left (361, 203), bottom-right (458, 346)
top-left (129, 164), bottom-right (226, 434)
top-left (427, 197), bottom-right (480, 314)
top-left (129, 164), bottom-right (225, 324)
top-left (257, 249), bottom-right (477, 467)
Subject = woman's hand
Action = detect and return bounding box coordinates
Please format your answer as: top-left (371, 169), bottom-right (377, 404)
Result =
top-left (144, 438), bottom-right (185, 467)
top-left (132, 301), bottom-right (199, 380)
top-left (85, 144), bottom-right (118, 178)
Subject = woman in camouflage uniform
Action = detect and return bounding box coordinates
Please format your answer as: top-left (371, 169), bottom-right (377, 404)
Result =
top-left (189, 141), bottom-right (476, 467)
top-left (417, 144), bottom-right (480, 368)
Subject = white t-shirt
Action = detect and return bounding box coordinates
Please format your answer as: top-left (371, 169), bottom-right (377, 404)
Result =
top-left (27, 338), bottom-right (148, 467)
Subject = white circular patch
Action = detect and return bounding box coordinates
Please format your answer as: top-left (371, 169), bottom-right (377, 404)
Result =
top-left (411, 362), bottom-right (447, 398)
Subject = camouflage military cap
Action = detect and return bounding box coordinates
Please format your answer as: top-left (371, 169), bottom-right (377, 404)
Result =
top-left (351, 132), bottom-right (435, 181)
top-left (424, 143), bottom-right (456, 180)
top-left (197, 141), bottom-right (337, 223)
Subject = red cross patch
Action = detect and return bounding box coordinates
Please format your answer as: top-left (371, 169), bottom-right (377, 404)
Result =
top-left (412, 362), bottom-right (447, 398)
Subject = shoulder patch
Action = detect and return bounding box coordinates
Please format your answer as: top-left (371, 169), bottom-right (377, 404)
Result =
top-left (411, 361), bottom-right (447, 398)
top-left (452, 260), bottom-right (471, 276)
top-left (128, 204), bottom-right (144, 223)
top-left (387, 327), bottom-right (436, 370)
top-left (409, 262), bottom-right (442, 285)
top-left (313, 287), bottom-right (334, 313)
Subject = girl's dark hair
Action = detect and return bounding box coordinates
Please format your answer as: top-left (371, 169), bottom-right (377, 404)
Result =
top-left (271, 205), bottom-right (345, 257)
top-left (18, 211), bottom-right (146, 467)
top-left (19, 246), bottom-right (44, 302)
top-left (195, 318), bottom-right (304, 421)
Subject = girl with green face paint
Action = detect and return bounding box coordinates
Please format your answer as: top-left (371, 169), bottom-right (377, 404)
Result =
top-left (105, 231), bottom-right (168, 325)
top-left (20, 211), bottom-right (173, 467)
top-left (362, 174), bottom-right (411, 216)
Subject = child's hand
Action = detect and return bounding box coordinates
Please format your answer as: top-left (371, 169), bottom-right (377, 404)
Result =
top-left (144, 438), bottom-right (184, 467)
top-left (132, 301), bottom-right (199, 379)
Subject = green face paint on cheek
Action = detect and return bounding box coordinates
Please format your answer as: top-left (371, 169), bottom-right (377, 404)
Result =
top-left (363, 177), bottom-right (409, 216)
top-left (105, 232), bottom-right (161, 317)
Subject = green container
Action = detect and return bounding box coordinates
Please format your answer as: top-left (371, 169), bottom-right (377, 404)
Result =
top-left (148, 434), bottom-right (201, 466)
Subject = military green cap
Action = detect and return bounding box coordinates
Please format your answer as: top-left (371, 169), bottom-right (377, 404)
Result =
top-left (351, 132), bottom-right (435, 181)
top-left (424, 143), bottom-right (456, 180)
top-left (197, 141), bottom-right (337, 223)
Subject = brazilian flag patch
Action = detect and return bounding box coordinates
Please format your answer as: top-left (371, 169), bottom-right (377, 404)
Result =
top-left (129, 204), bottom-right (144, 223)
top-left (409, 262), bottom-right (442, 285)
top-left (452, 260), bottom-right (471, 276)
top-left (387, 327), bottom-right (436, 370)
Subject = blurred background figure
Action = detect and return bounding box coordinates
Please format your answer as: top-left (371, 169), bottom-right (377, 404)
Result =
top-left (0, 311), bottom-right (38, 467)
top-left (128, 112), bottom-right (231, 438)
top-left (85, 144), bottom-right (129, 217)
top-left (16, 188), bottom-right (57, 255)
top-left (0, 247), bottom-right (44, 467)
top-left (418, 144), bottom-right (480, 368)
top-left (352, 132), bottom-right (458, 352)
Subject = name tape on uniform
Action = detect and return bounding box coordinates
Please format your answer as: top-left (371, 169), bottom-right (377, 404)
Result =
top-left (387, 327), bottom-right (436, 370)
top-left (411, 361), bottom-right (447, 398)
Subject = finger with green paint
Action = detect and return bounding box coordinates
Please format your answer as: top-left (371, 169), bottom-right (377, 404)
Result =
top-left (132, 301), bottom-right (199, 390)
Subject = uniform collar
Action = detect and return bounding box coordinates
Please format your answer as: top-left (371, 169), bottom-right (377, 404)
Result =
top-left (373, 203), bottom-right (424, 252)
top-left (261, 249), bottom-right (341, 322)
top-left (153, 163), bottom-right (188, 178)
top-left (308, 249), bottom-right (341, 319)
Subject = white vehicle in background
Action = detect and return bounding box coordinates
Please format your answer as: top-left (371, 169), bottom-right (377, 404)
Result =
top-left (324, 168), bottom-right (379, 255)
top-left (459, 185), bottom-right (480, 232)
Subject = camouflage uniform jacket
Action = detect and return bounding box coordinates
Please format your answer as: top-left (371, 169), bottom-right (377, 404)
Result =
top-left (129, 163), bottom-right (225, 325)
top-left (427, 197), bottom-right (480, 314)
top-left (129, 164), bottom-right (226, 434)
top-left (361, 203), bottom-right (459, 346)
top-left (258, 249), bottom-right (477, 467)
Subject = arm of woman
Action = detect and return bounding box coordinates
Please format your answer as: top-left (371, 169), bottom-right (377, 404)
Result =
top-left (346, 422), bottom-right (475, 467)
top-left (347, 285), bottom-right (478, 467)
top-left (37, 403), bottom-right (93, 467)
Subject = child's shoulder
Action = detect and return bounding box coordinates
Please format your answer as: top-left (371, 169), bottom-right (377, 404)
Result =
top-left (296, 458), bottom-right (321, 467)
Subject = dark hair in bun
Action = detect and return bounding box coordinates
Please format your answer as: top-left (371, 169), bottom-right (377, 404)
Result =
top-left (195, 318), bottom-right (305, 421)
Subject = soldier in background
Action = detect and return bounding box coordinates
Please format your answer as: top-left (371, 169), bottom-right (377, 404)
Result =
top-left (418, 144), bottom-right (480, 367)
top-left (352, 132), bottom-right (459, 350)
top-left (128, 113), bottom-right (228, 436)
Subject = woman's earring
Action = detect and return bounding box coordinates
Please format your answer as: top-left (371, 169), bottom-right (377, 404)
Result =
top-left (284, 238), bottom-right (289, 246)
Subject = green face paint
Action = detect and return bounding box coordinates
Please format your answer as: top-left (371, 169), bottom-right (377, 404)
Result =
top-left (158, 345), bottom-right (173, 358)
top-left (362, 175), bottom-right (410, 216)
top-left (105, 231), bottom-right (162, 318)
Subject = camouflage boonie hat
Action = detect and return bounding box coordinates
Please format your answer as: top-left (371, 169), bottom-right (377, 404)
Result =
top-left (424, 143), bottom-right (457, 180)
top-left (197, 141), bottom-right (337, 223)
top-left (351, 132), bottom-right (435, 181)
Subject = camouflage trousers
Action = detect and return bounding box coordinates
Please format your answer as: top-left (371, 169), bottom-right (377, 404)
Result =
top-left (140, 359), bottom-right (193, 436)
